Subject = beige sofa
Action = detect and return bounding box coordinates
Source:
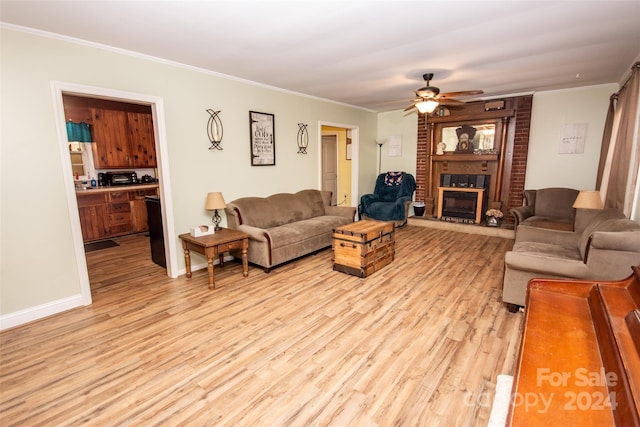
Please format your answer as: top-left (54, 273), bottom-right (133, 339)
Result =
top-left (503, 208), bottom-right (640, 311)
top-left (225, 189), bottom-right (356, 271)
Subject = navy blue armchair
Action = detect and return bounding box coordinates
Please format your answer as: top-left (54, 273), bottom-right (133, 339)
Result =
top-left (359, 172), bottom-right (416, 227)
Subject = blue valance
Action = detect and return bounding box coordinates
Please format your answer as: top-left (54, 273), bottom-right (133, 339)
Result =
top-left (66, 121), bottom-right (92, 142)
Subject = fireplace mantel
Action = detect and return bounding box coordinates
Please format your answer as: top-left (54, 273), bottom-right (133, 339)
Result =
top-left (414, 96), bottom-right (533, 222)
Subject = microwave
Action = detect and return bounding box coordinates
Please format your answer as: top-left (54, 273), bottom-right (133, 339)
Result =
top-left (103, 171), bottom-right (138, 186)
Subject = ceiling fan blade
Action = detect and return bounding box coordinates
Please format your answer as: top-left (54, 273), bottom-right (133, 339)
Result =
top-left (403, 103), bottom-right (417, 112)
top-left (438, 90), bottom-right (484, 99)
top-left (438, 99), bottom-right (465, 106)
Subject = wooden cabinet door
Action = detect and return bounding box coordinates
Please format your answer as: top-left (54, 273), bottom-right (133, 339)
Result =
top-left (130, 188), bottom-right (157, 233)
top-left (78, 205), bottom-right (109, 242)
top-left (127, 112), bottom-right (157, 168)
top-left (91, 108), bottom-right (130, 168)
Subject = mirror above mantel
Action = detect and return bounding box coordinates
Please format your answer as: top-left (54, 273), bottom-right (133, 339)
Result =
top-left (439, 123), bottom-right (497, 154)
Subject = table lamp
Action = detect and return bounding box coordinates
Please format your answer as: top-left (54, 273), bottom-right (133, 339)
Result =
top-left (572, 190), bottom-right (604, 210)
top-left (205, 192), bottom-right (226, 231)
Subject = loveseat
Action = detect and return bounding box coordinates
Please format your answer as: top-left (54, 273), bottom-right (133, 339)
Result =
top-left (225, 189), bottom-right (356, 271)
top-left (511, 187), bottom-right (579, 231)
top-left (502, 208), bottom-right (640, 311)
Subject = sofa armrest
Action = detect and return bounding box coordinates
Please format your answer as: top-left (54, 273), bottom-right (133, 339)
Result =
top-left (514, 224), bottom-right (580, 247)
top-left (359, 193), bottom-right (380, 214)
top-left (582, 231), bottom-right (640, 280)
top-left (325, 205), bottom-right (356, 220)
top-left (589, 231), bottom-right (640, 253)
top-left (505, 251), bottom-right (588, 278)
top-left (511, 205), bottom-right (534, 227)
top-left (235, 224), bottom-right (270, 242)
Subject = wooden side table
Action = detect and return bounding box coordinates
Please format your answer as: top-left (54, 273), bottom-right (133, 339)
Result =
top-left (178, 228), bottom-right (249, 289)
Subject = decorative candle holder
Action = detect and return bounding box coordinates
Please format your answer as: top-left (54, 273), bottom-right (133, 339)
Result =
top-left (206, 109), bottom-right (223, 150)
top-left (297, 123), bottom-right (308, 154)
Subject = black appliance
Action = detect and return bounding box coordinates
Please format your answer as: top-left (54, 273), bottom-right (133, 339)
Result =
top-left (140, 174), bottom-right (157, 183)
top-left (145, 195), bottom-right (166, 268)
top-left (104, 171), bottom-right (138, 186)
top-left (97, 172), bottom-right (107, 187)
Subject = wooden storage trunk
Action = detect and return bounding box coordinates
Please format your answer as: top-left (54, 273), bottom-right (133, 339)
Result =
top-left (332, 220), bottom-right (395, 278)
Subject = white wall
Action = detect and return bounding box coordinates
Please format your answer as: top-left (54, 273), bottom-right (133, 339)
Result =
top-left (374, 110), bottom-right (418, 192)
top-left (0, 27), bottom-right (377, 322)
top-left (526, 84), bottom-right (618, 190)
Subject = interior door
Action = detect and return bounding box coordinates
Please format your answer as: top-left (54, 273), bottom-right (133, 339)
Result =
top-left (321, 135), bottom-right (338, 205)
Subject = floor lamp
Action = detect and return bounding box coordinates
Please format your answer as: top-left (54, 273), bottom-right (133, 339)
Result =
top-left (376, 140), bottom-right (385, 175)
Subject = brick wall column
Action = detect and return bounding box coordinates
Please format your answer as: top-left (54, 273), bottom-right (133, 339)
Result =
top-left (507, 96), bottom-right (533, 215)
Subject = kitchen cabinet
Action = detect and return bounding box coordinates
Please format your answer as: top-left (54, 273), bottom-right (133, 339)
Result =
top-left (130, 188), bottom-right (158, 232)
top-left (90, 108), bottom-right (157, 169)
top-left (77, 193), bottom-right (109, 242)
top-left (76, 185), bottom-right (159, 242)
top-left (107, 191), bottom-right (133, 235)
top-left (127, 112), bottom-right (157, 168)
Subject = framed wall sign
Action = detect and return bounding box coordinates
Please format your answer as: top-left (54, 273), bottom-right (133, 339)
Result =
top-left (249, 111), bottom-right (275, 166)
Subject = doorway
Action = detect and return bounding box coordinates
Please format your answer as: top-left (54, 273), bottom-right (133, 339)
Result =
top-left (321, 134), bottom-right (338, 206)
top-left (320, 123), bottom-right (358, 209)
top-left (52, 81), bottom-right (177, 306)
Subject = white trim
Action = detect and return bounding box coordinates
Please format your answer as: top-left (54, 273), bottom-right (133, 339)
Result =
top-left (50, 81), bottom-right (179, 311)
top-left (0, 295), bottom-right (83, 331)
top-left (51, 83), bottom-right (93, 305)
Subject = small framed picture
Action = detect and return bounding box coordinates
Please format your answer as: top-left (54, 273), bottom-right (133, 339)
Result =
top-left (346, 138), bottom-right (352, 160)
top-left (249, 111), bottom-right (275, 166)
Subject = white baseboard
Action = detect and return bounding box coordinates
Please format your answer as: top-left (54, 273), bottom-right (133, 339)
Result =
top-left (488, 374), bottom-right (514, 427)
top-left (0, 294), bottom-right (84, 331)
top-left (1, 255), bottom-right (236, 331)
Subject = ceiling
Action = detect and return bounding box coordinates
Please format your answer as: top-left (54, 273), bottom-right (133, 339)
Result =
top-left (2, 1), bottom-right (639, 112)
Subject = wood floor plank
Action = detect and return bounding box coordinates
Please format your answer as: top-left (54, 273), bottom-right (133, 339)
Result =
top-left (0, 226), bottom-right (522, 426)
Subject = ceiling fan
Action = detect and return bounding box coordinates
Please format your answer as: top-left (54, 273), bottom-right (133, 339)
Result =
top-left (404, 73), bottom-right (483, 114)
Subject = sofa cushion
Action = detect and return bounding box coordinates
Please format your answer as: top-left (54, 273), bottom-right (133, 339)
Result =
top-left (294, 189), bottom-right (326, 218)
top-left (533, 188), bottom-right (579, 219)
top-left (512, 241), bottom-right (581, 261)
top-left (267, 215), bottom-right (351, 249)
top-left (230, 190), bottom-right (326, 229)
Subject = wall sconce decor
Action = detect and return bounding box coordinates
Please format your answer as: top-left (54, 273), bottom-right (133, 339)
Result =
top-left (206, 109), bottom-right (223, 150)
top-left (297, 123), bottom-right (308, 154)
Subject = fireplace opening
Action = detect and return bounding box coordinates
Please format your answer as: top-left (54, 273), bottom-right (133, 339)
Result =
top-left (442, 191), bottom-right (480, 221)
top-left (437, 174), bottom-right (490, 224)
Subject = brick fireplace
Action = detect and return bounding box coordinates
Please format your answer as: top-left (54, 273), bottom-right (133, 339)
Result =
top-left (414, 96), bottom-right (533, 224)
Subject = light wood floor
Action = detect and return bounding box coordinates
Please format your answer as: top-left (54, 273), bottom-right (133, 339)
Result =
top-left (0, 225), bottom-right (522, 426)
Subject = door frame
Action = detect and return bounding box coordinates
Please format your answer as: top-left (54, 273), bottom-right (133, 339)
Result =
top-left (318, 121), bottom-right (359, 208)
top-left (51, 81), bottom-right (178, 306)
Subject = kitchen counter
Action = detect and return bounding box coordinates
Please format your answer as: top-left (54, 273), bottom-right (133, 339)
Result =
top-left (75, 183), bottom-right (159, 242)
top-left (75, 183), bottom-right (159, 194)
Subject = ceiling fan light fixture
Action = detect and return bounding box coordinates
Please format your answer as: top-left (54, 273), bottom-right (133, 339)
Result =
top-left (416, 99), bottom-right (439, 114)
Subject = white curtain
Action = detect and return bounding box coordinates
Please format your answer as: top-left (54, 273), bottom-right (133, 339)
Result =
top-left (598, 62), bottom-right (640, 220)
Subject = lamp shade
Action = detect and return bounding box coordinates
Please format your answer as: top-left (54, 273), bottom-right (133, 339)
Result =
top-left (572, 190), bottom-right (603, 209)
top-left (205, 192), bottom-right (226, 210)
top-left (415, 99), bottom-right (439, 114)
